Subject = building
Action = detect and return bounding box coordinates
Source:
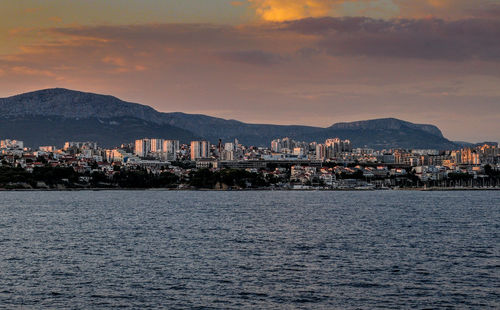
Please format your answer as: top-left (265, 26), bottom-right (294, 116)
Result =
top-left (150, 138), bottom-right (163, 153)
top-left (105, 148), bottom-right (132, 163)
top-left (324, 138), bottom-right (352, 158)
top-left (293, 147), bottom-right (305, 157)
top-left (315, 144), bottom-right (326, 160)
top-left (461, 148), bottom-right (481, 165)
top-left (162, 140), bottom-right (180, 161)
top-left (64, 141), bottom-right (98, 150)
top-left (39, 146), bottom-right (56, 152)
top-left (134, 138), bottom-right (151, 157)
top-left (190, 141), bottom-right (210, 160)
top-left (271, 139), bottom-right (281, 153)
top-left (0, 139), bottom-right (24, 149)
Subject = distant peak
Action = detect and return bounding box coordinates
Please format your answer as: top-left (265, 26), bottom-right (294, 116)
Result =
top-left (329, 118), bottom-right (443, 138)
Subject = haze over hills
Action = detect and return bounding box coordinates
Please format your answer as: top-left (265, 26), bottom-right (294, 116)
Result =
top-left (0, 88), bottom-right (461, 149)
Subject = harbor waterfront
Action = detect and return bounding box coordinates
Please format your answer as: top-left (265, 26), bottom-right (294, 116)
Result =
top-left (1, 138), bottom-right (499, 190)
top-left (1, 190), bottom-right (498, 309)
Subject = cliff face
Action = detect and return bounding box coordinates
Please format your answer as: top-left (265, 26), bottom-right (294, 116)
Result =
top-left (0, 88), bottom-right (458, 149)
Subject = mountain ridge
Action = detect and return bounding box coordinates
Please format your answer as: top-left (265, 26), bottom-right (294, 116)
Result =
top-left (0, 88), bottom-right (459, 149)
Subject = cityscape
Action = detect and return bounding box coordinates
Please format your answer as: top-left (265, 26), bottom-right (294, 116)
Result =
top-left (1, 0), bottom-right (500, 308)
top-left (1, 136), bottom-right (499, 190)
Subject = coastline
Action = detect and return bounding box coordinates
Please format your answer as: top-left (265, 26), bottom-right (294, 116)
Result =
top-left (1, 187), bottom-right (499, 192)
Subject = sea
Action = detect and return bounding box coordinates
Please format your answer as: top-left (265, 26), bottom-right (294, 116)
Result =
top-left (0, 190), bottom-right (498, 309)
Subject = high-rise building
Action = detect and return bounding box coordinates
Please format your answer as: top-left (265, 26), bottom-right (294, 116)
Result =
top-left (150, 138), bottom-right (163, 153)
top-left (163, 140), bottom-right (180, 161)
top-left (221, 142), bottom-right (236, 161)
top-left (190, 141), bottom-right (209, 160)
top-left (315, 144), bottom-right (326, 160)
top-left (224, 142), bottom-right (235, 152)
top-left (134, 138), bottom-right (151, 157)
top-left (271, 139), bottom-right (281, 152)
top-left (271, 137), bottom-right (305, 153)
top-left (325, 138), bottom-right (352, 157)
top-left (451, 150), bottom-right (461, 164)
top-left (461, 148), bottom-right (481, 165)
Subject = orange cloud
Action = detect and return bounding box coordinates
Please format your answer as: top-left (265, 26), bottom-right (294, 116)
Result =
top-left (426, 0), bottom-right (451, 8)
top-left (102, 56), bottom-right (127, 67)
top-left (49, 16), bottom-right (63, 23)
top-left (101, 56), bottom-right (147, 73)
top-left (8, 27), bottom-right (36, 36)
top-left (248, 0), bottom-right (339, 21)
top-left (231, 1), bottom-right (245, 6)
top-left (23, 8), bottom-right (41, 14)
top-left (11, 66), bottom-right (56, 77)
top-left (246, 0), bottom-right (497, 21)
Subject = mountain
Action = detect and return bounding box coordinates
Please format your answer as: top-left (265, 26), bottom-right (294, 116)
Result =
top-left (0, 115), bottom-right (197, 148)
top-left (0, 89), bottom-right (198, 147)
top-left (0, 88), bottom-right (460, 149)
top-left (328, 118), bottom-right (443, 138)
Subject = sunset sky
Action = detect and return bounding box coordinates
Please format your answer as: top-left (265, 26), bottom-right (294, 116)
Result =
top-left (1, 0), bottom-right (499, 142)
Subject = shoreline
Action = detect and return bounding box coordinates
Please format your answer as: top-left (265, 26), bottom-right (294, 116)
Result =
top-left (1, 187), bottom-right (499, 192)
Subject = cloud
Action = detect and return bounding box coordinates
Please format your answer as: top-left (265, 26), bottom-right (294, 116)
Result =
top-left (393, 0), bottom-right (500, 19)
top-left (217, 50), bottom-right (285, 65)
top-left (23, 7), bottom-right (41, 14)
top-left (102, 56), bottom-right (127, 67)
top-left (245, 0), bottom-right (500, 21)
top-left (248, 0), bottom-right (340, 21)
top-left (48, 16), bottom-right (63, 23)
top-left (52, 24), bottom-right (245, 49)
top-left (11, 66), bottom-right (57, 78)
top-left (231, 1), bottom-right (246, 6)
top-left (101, 56), bottom-right (147, 73)
top-left (465, 2), bottom-right (500, 19)
top-left (283, 17), bottom-right (500, 61)
top-left (8, 27), bottom-right (37, 36)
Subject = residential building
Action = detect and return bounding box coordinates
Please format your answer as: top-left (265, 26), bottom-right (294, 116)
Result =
top-left (190, 141), bottom-right (209, 160)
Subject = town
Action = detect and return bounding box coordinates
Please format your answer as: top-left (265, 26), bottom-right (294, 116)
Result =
top-left (0, 137), bottom-right (499, 190)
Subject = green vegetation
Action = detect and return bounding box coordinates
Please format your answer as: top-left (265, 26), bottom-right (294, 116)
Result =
top-left (0, 163), bottom-right (498, 190)
top-left (189, 168), bottom-right (267, 189)
top-left (0, 166), bottom-right (79, 188)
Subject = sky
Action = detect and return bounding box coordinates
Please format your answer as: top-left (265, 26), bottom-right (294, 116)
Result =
top-left (1, 0), bottom-right (499, 143)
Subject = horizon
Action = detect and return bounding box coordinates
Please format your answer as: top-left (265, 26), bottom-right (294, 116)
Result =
top-left (1, 1), bottom-right (499, 142)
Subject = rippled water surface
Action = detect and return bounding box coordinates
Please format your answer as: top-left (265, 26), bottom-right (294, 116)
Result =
top-left (0, 190), bottom-right (499, 309)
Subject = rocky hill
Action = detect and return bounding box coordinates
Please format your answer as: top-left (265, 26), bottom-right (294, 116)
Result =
top-left (0, 88), bottom-right (459, 149)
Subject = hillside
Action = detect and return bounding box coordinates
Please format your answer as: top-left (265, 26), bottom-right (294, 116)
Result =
top-left (0, 88), bottom-right (459, 149)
